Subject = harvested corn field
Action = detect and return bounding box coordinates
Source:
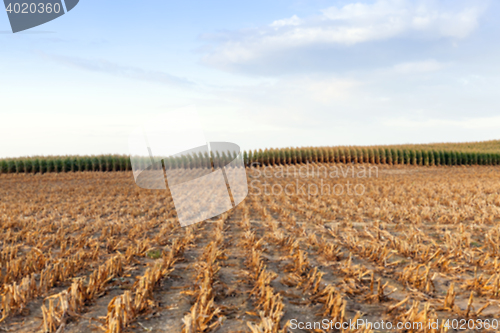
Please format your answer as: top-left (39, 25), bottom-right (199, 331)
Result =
top-left (1, 164), bottom-right (500, 332)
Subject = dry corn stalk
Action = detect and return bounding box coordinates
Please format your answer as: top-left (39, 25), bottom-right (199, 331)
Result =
top-left (104, 240), bottom-right (179, 333)
top-left (244, 234), bottom-right (285, 333)
top-left (395, 301), bottom-right (441, 333)
top-left (398, 263), bottom-right (436, 293)
top-left (182, 236), bottom-right (225, 333)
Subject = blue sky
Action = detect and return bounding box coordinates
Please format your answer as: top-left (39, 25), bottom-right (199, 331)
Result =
top-left (1, 0), bottom-right (500, 158)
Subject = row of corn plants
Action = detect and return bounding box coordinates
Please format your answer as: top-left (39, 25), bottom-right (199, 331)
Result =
top-left (0, 152), bottom-right (241, 174)
top-left (2, 146), bottom-right (500, 174)
top-left (244, 147), bottom-right (500, 167)
top-left (0, 155), bottom-right (131, 174)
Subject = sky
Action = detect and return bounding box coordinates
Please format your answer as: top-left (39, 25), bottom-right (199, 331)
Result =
top-left (1, 0), bottom-right (500, 158)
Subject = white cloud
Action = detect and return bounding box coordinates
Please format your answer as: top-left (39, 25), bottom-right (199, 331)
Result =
top-left (270, 15), bottom-right (302, 28)
top-left (321, 1), bottom-right (482, 39)
top-left (393, 59), bottom-right (445, 74)
top-left (203, 0), bottom-right (486, 69)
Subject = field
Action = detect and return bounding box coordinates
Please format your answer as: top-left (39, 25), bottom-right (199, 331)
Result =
top-left (2, 163), bottom-right (500, 332)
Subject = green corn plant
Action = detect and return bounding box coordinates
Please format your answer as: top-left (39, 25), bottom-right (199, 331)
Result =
top-left (378, 148), bottom-right (384, 164)
top-left (256, 149), bottom-right (262, 166)
top-left (408, 150), bottom-right (414, 165)
top-left (95, 155), bottom-right (102, 171)
top-left (62, 157), bottom-right (70, 172)
top-left (349, 148), bottom-right (355, 163)
top-left (391, 149), bottom-right (397, 165)
top-left (428, 150), bottom-right (434, 166)
top-left (243, 151), bottom-right (249, 166)
top-left (294, 148), bottom-right (301, 164)
top-left (457, 152), bottom-right (463, 166)
top-left (385, 148), bottom-right (391, 165)
top-left (195, 152), bottom-right (202, 169)
top-left (403, 149), bottom-right (409, 165)
top-left (354, 148), bottom-right (360, 164)
top-left (320, 148), bottom-right (326, 163)
top-left (345, 148), bottom-right (351, 163)
top-left (271, 148), bottom-right (276, 165)
top-left (0, 159), bottom-right (7, 174)
top-left (433, 151), bottom-right (439, 166)
top-left (32, 158), bottom-right (40, 173)
top-left (304, 148), bottom-right (310, 164)
top-left (113, 156), bottom-right (120, 171)
top-left (185, 154), bottom-right (192, 169)
top-left (22, 158), bottom-right (31, 173)
top-left (165, 156), bottom-right (173, 170)
top-left (82, 156), bottom-right (89, 171)
top-left (16, 159), bottom-right (22, 173)
top-left (317, 148), bottom-right (323, 163)
top-left (289, 148), bottom-right (294, 164)
top-left (39, 158), bottom-right (47, 173)
top-left (121, 156), bottom-right (129, 171)
top-left (7, 159), bottom-right (14, 173)
top-left (126, 156), bottom-right (132, 171)
top-left (398, 149), bottom-right (404, 164)
top-left (205, 152), bottom-right (212, 169)
top-left (331, 148), bottom-right (339, 163)
top-left (45, 158), bottom-right (53, 173)
top-left (443, 151), bottom-right (449, 166)
top-left (54, 158), bottom-right (62, 172)
top-left (338, 148), bottom-right (344, 164)
top-left (108, 155), bottom-right (114, 171)
top-left (88, 156), bottom-right (95, 171)
top-left (312, 148), bottom-right (318, 163)
top-left (106, 155), bottom-right (114, 171)
top-left (101, 155), bottom-right (109, 171)
top-left (261, 149), bottom-right (267, 166)
top-left (414, 150), bottom-right (419, 165)
top-left (221, 152), bottom-right (228, 168)
top-left (374, 148), bottom-right (379, 164)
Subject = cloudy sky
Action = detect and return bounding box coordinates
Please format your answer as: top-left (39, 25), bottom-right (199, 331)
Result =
top-left (1, 0), bottom-right (499, 158)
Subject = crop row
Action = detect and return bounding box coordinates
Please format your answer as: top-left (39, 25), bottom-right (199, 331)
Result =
top-left (3, 144), bottom-right (500, 174)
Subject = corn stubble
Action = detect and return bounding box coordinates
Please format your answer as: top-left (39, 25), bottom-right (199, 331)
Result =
top-left (2, 165), bottom-right (500, 332)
